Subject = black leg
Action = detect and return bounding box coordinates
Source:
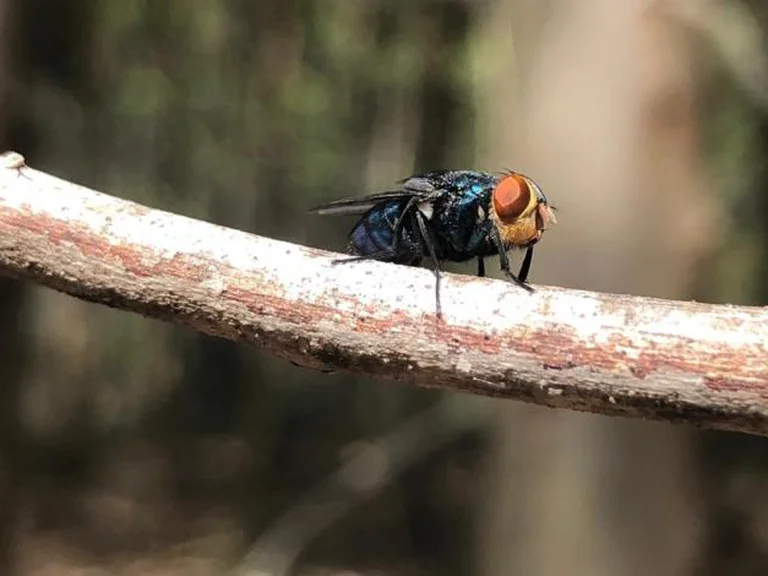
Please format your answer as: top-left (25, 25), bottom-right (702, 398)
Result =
top-left (490, 229), bottom-right (534, 293)
top-left (414, 211), bottom-right (443, 317)
top-left (332, 246), bottom-right (421, 267)
top-left (392, 196), bottom-right (420, 245)
top-left (332, 252), bottom-right (396, 265)
top-left (518, 246), bottom-right (534, 283)
top-left (377, 197), bottom-right (415, 261)
top-left (477, 257), bottom-right (485, 278)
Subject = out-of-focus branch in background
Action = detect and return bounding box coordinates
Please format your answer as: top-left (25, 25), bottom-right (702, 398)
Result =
top-left (235, 395), bottom-right (490, 576)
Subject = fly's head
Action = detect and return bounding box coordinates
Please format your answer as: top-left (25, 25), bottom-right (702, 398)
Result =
top-left (491, 172), bottom-right (556, 247)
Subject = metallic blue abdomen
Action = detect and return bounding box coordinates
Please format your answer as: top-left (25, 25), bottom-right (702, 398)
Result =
top-left (348, 200), bottom-right (422, 265)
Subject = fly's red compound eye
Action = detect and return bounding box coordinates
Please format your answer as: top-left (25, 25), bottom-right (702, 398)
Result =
top-left (492, 174), bottom-right (531, 222)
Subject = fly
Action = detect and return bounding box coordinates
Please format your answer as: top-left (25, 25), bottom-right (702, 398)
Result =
top-left (309, 169), bottom-right (557, 316)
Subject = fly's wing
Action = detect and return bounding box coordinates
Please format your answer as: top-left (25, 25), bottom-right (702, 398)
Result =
top-left (309, 191), bottom-right (418, 216)
top-left (309, 178), bottom-right (440, 216)
top-left (310, 171), bottom-right (447, 218)
top-left (399, 170), bottom-right (449, 186)
top-left (399, 172), bottom-right (447, 196)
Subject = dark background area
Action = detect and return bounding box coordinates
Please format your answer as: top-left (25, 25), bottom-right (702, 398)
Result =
top-left (1, 1), bottom-right (767, 575)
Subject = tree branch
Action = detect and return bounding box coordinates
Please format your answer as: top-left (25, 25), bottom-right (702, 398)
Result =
top-left (1, 151), bottom-right (767, 436)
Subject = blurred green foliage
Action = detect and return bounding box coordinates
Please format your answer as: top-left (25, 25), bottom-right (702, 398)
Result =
top-left (1, 0), bottom-right (768, 575)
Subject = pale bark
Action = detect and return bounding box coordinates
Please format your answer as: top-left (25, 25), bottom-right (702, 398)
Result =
top-left (0, 152), bottom-right (765, 441)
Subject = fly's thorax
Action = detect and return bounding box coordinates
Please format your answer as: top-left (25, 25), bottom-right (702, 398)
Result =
top-left (490, 172), bottom-right (554, 248)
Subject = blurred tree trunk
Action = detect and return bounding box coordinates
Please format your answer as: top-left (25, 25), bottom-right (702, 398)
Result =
top-left (0, 2), bottom-right (98, 573)
top-left (0, 289), bottom-right (23, 572)
top-left (0, 1), bottom-right (19, 570)
top-left (693, 1), bottom-right (768, 572)
top-left (476, 1), bottom-right (712, 574)
top-left (0, 1), bottom-right (24, 571)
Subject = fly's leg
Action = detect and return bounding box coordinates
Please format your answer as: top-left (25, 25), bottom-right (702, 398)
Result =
top-left (414, 211), bottom-right (443, 317)
top-left (490, 228), bottom-right (534, 293)
top-left (384, 196), bottom-right (421, 265)
top-left (331, 252), bottom-right (395, 265)
top-left (332, 250), bottom-right (421, 267)
top-left (518, 245), bottom-right (534, 283)
top-left (392, 196), bottom-right (420, 244)
top-left (477, 257), bottom-right (485, 278)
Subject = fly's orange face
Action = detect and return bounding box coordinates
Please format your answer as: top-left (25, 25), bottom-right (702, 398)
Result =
top-left (490, 172), bottom-right (556, 248)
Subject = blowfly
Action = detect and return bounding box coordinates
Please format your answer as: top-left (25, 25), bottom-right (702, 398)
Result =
top-left (309, 170), bottom-right (557, 315)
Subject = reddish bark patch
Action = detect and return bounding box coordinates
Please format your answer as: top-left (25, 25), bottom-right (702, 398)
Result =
top-left (1, 205), bottom-right (224, 285)
top-left (704, 376), bottom-right (768, 399)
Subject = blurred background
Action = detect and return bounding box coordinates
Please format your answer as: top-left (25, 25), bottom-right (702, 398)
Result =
top-left (1, 0), bottom-right (767, 574)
